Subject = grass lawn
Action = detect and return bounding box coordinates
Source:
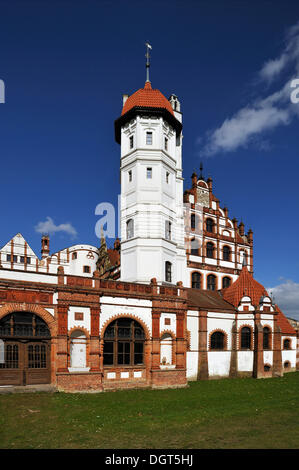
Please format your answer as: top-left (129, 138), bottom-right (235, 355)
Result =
top-left (1, 372), bottom-right (299, 449)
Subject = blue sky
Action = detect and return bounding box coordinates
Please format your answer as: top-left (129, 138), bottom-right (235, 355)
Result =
top-left (0, 0), bottom-right (299, 316)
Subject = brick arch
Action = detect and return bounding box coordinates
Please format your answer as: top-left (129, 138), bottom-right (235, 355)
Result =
top-left (68, 326), bottom-right (90, 339)
top-left (160, 329), bottom-right (175, 340)
top-left (209, 328), bottom-right (228, 350)
top-left (100, 313), bottom-right (151, 340)
top-left (160, 329), bottom-right (176, 365)
top-left (262, 324), bottom-right (273, 349)
top-left (0, 303), bottom-right (56, 336)
top-left (238, 324), bottom-right (254, 350)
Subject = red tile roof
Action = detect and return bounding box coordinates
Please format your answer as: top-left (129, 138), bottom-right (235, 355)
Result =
top-left (275, 304), bottom-right (297, 335)
top-left (121, 81), bottom-right (174, 117)
top-left (222, 265), bottom-right (268, 307)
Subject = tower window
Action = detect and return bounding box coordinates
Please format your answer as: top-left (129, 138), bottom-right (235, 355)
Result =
top-left (72, 252), bottom-right (77, 260)
top-left (166, 171), bottom-right (169, 183)
top-left (128, 170), bottom-right (132, 182)
top-left (129, 135), bottom-right (134, 149)
top-left (164, 137), bottom-right (168, 151)
top-left (146, 167), bottom-right (152, 179)
top-left (83, 266), bottom-right (91, 273)
top-left (165, 261), bottom-right (172, 283)
top-left (146, 132), bottom-right (153, 145)
top-left (126, 219), bottom-right (134, 239)
top-left (165, 221), bottom-right (172, 240)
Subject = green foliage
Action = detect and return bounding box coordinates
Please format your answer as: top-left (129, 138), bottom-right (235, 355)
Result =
top-left (1, 372), bottom-right (299, 449)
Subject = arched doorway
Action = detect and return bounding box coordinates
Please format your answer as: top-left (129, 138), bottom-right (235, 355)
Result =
top-left (0, 312), bottom-right (51, 386)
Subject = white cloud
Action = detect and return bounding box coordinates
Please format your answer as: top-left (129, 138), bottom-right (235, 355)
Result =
top-left (200, 21), bottom-right (299, 157)
top-left (259, 53), bottom-right (289, 83)
top-left (35, 217), bottom-right (77, 239)
top-left (267, 279), bottom-right (299, 321)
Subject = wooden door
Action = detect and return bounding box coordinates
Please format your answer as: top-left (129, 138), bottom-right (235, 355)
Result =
top-left (0, 340), bottom-right (51, 386)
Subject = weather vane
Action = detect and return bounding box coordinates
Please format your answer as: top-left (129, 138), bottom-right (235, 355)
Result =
top-left (145, 41), bottom-right (152, 83)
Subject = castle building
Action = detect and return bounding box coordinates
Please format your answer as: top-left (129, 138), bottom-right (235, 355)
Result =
top-left (0, 57), bottom-right (297, 391)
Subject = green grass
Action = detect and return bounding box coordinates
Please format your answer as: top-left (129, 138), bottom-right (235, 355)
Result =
top-left (1, 372), bottom-right (299, 449)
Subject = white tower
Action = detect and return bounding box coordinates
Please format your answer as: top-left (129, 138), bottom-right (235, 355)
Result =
top-left (114, 46), bottom-right (187, 285)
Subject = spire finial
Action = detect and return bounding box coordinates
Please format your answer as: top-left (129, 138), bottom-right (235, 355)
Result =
top-left (199, 162), bottom-right (203, 179)
top-left (145, 41), bottom-right (152, 83)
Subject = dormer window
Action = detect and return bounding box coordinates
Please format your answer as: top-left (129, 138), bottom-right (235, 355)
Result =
top-left (146, 132), bottom-right (153, 145)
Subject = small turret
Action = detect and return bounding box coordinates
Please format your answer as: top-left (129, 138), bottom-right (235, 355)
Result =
top-left (41, 235), bottom-right (50, 259)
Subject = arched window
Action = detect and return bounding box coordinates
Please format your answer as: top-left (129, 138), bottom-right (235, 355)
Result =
top-left (263, 327), bottom-right (270, 350)
top-left (240, 327), bottom-right (251, 349)
top-left (223, 246), bottom-right (231, 261)
top-left (206, 242), bottom-right (214, 258)
top-left (210, 331), bottom-right (225, 350)
top-left (206, 218), bottom-right (214, 233)
top-left (103, 318), bottom-right (145, 366)
top-left (0, 313), bottom-right (50, 338)
top-left (284, 361), bottom-right (290, 369)
top-left (126, 219), bottom-right (134, 239)
top-left (191, 214), bottom-right (196, 230)
top-left (192, 272), bottom-right (201, 289)
top-left (207, 274), bottom-right (216, 291)
top-left (222, 277), bottom-right (231, 289)
top-left (165, 261), bottom-right (172, 283)
top-left (283, 339), bottom-right (291, 350)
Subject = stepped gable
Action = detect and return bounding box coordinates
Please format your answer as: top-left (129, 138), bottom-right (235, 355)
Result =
top-left (222, 265), bottom-right (268, 307)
